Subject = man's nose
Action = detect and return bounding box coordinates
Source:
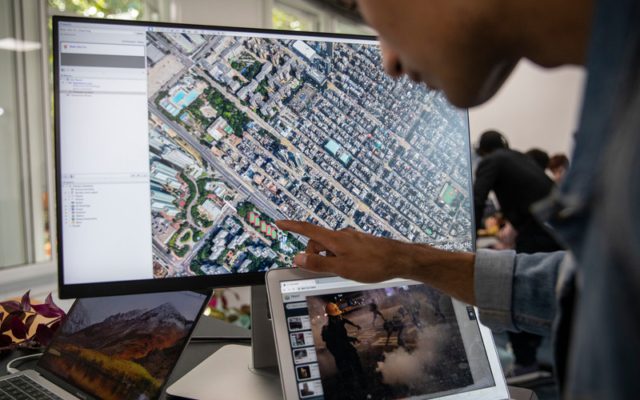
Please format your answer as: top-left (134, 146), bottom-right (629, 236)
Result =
top-left (380, 41), bottom-right (403, 78)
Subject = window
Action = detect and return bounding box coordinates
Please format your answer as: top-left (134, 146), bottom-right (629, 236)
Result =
top-left (0, 1), bottom-right (51, 270)
top-left (48, 0), bottom-right (166, 21)
top-left (272, 3), bottom-right (319, 32)
top-left (0, 1), bottom-right (168, 272)
top-left (2, 0), bottom-right (177, 303)
top-left (333, 17), bottom-right (374, 36)
top-left (271, 0), bottom-right (373, 35)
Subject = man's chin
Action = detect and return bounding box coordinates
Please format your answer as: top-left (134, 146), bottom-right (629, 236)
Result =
top-left (444, 61), bottom-right (518, 109)
top-left (442, 88), bottom-right (491, 109)
top-left (478, 61), bottom-right (519, 106)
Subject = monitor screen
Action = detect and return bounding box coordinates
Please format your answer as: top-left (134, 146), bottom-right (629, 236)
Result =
top-left (54, 17), bottom-right (474, 298)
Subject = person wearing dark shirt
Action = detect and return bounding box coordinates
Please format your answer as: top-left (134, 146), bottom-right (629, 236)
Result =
top-left (368, 302), bottom-right (385, 327)
top-left (525, 148), bottom-right (551, 171)
top-left (474, 131), bottom-right (561, 254)
top-left (321, 302), bottom-right (363, 393)
top-left (474, 131), bottom-right (562, 377)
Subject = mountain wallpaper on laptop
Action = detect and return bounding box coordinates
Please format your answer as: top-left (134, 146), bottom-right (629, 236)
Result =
top-left (38, 293), bottom-right (203, 400)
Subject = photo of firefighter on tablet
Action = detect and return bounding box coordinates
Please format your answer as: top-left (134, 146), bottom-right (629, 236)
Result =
top-left (305, 284), bottom-right (494, 400)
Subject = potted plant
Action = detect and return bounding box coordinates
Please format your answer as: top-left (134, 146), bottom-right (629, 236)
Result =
top-left (207, 289), bottom-right (251, 329)
top-left (0, 291), bottom-right (66, 354)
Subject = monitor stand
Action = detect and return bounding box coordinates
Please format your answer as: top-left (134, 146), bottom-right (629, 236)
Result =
top-left (166, 285), bottom-right (283, 399)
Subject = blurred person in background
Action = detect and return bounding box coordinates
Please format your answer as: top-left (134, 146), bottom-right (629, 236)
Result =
top-left (474, 130), bottom-right (561, 379)
top-left (526, 148), bottom-right (551, 171)
top-left (549, 154), bottom-right (571, 183)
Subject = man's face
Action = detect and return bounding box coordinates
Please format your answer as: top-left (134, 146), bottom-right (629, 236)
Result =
top-left (355, 0), bottom-right (519, 108)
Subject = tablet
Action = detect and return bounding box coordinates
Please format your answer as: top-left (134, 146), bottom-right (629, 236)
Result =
top-left (267, 269), bottom-right (509, 400)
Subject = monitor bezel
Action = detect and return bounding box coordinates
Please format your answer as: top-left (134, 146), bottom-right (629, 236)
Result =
top-left (53, 15), bottom-right (474, 299)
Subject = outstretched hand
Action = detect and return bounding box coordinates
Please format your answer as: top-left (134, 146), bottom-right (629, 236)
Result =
top-left (276, 220), bottom-right (419, 283)
top-left (275, 220), bottom-right (477, 305)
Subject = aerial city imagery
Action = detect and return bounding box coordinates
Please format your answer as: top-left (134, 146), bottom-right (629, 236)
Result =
top-left (145, 29), bottom-right (473, 278)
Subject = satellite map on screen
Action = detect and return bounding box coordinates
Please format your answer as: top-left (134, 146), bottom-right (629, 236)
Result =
top-left (144, 30), bottom-right (473, 278)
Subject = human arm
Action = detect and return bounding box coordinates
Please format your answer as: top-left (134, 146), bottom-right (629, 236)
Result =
top-left (474, 157), bottom-right (500, 229)
top-left (343, 318), bottom-right (361, 330)
top-left (276, 220), bottom-right (569, 335)
top-left (475, 248), bottom-right (568, 335)
top-left (275, 220), bottom-right (477, 304)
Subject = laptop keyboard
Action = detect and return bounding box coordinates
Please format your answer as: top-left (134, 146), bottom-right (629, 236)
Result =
top-left (0, 375), bottom-right (64, 400)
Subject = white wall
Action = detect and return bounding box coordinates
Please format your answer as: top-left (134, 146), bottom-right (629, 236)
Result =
top-left (469, 60), bottom-right (586, 156)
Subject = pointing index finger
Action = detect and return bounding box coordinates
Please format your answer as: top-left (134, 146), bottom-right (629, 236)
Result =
top-left (276, 220), bottom-right (338, 247)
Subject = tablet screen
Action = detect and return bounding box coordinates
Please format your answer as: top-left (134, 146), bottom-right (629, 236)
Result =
top-left (279, 277), bottom-right (496, 400)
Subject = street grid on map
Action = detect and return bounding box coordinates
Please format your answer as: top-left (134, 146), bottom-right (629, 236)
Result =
top-left (145, 30), bottom-right (473, 278)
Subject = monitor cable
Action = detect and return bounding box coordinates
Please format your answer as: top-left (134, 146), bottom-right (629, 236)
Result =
top-left (6, 353), bottom-right (43, 375)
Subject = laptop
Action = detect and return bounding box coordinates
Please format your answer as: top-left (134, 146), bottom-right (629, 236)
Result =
top-left (0, 290), bottom-right (210, 400)
top-left (266, 268), bottom-right (510, 400)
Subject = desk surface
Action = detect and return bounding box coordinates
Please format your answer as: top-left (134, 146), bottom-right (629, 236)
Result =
top-left (0, 317), bottom-right (542, 400)
top-left (0, 316), bottom-right (250, 400)
top-left (0, 343), bottom-right (247, 400)
top-left (158, 316), bottom-right (253, 399)
top-left (164, 341), bottom-right (246, 399)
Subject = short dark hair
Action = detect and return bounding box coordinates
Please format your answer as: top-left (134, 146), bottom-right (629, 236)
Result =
top-left (477, 130), bottom-right (509, 156)
top-left (548, 154), bottom-right (570, 171)
top-left (526, 148), bottom-right (550, 170)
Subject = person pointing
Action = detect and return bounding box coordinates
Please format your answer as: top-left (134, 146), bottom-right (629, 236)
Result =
top-left (278, 0), bottom-right (640, 398)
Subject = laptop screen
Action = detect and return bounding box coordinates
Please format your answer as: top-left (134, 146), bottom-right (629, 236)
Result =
top-left (37, 291), bottom-right (208, 400)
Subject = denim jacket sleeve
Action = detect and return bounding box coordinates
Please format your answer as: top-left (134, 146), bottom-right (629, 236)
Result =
top-left (474, 248), bottom-right (568, 336)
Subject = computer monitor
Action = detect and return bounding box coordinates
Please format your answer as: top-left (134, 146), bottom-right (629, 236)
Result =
top-left (54, 16), bottom-right (474, 299)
